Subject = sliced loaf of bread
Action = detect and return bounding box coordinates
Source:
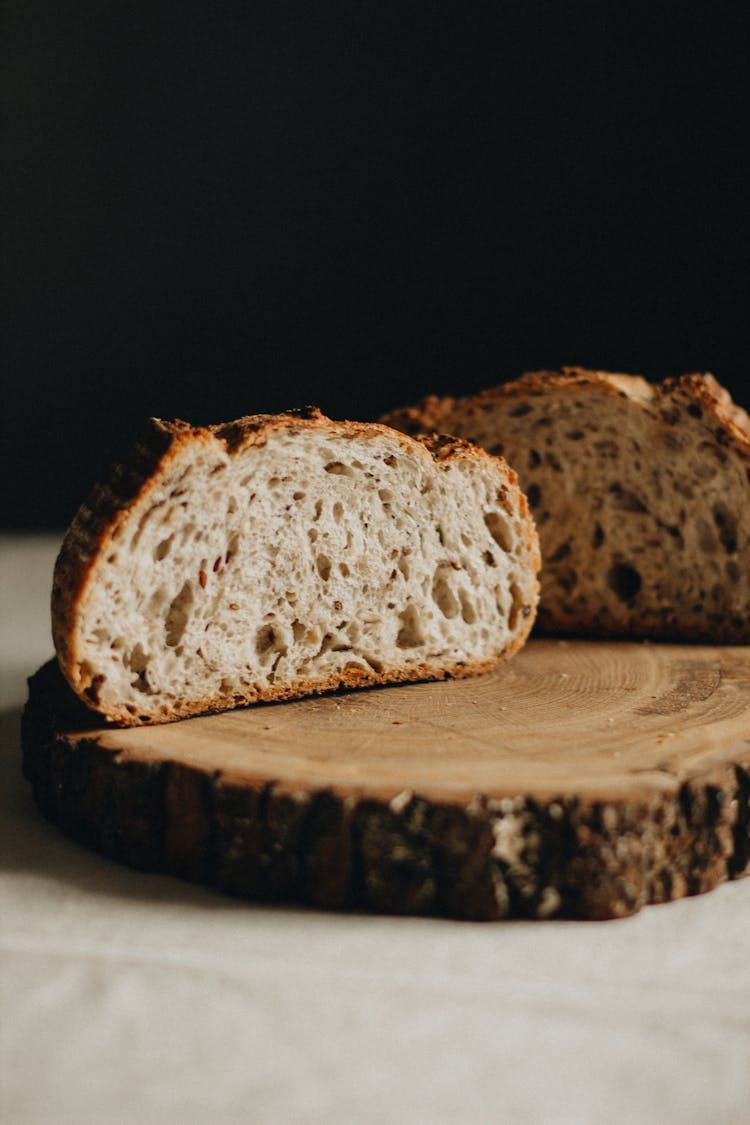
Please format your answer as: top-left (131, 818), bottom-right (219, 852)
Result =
top-left (52, 407), bottom-right (540, 724)
top-left (383, 369), bottom-right (750, 641)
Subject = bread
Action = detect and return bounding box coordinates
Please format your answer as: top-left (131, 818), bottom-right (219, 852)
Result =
top-left (383, 368), bottom-right (750, 642)
top-left (52, 407), bottom-right (540, 725)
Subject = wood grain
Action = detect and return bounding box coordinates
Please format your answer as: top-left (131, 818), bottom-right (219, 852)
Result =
top-left (22, 640), bottom-right (750, 920)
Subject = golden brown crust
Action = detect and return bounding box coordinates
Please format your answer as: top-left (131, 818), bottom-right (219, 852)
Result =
top-left (52, 408), bottom-right (539, 725)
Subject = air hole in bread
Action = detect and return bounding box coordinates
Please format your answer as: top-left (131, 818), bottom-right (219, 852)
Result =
top-left (315, 632), bottom-right (334, 656)
top-left (607, 563), bottom-right (642, 603)
top-left (592, 523), bottom-right (605, 549)
top-left (484, 511), bottom-right (513, 554)
top-left (713, 502), bottom-right (737, 553)
top-left (147, 586), bottom-right (169, 616)
top-left (378, 489), bottom-right (393, 504)
top-left (154, 535), bottom-right (174, 561)
top-left (127, 643), bottom-right (152, 693)
top-left (256, 623), bottom-right (287, 659)
top-left (397, 554), bottom-right (410, 580)
top-left (396, 604), bottom-right (424, 648)
top-left (316, 555), bottom-right (332, 581)
top-left (165, 581), bottom-right (194, 647)
top-left (726, 559), bottom-right (741, 584)
top-left (324, 461), bottom-right (354, 476)
top-left (673, 479), bottom-right (695, 500)
top-left (459, 589), bottom-right (477, 624)
top-left (548, 540), bottom-right (571, 563)
top-left (432, 567), bottom-right (460, 619)
top-left (508, 582), bottom-right (524, 631)
top-left (225, 532), bottom-right (240, 565)
top-left (82, 671), bottom-right (106, 704)
top-left (131, 501), bottom-right (166, 549)
top-left (556, 567), bottom-right (578, 594)
top-left (332, 501), bottom-right (343, 522)
top-left (526, 483), bottom-right (541, 509)
top-left (594, 439), bottom-right (618, 457)
top-left (609, 484), bottom-right (648, 513)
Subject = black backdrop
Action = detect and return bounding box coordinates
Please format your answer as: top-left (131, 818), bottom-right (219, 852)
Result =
top-left (3, 3), bottom-right (748, 528)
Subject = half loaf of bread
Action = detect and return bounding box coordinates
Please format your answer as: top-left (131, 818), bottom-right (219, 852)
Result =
top-left (52, 407), bottom-right (540, 724)
top-left (383, 369), bottom-right (750, 642)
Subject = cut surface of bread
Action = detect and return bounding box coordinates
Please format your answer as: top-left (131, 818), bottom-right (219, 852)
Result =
top-left (383, 369), bottom-right (750, 642)
top-left (52, 408), bottom-right (540, 724)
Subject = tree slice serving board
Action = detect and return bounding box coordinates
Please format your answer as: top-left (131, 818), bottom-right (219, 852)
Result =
top-left (22, 639), bottom-right (750, 920)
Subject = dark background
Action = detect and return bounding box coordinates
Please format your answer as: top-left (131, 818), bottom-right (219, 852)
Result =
top-left (3, 3), bottom-right (748, 528)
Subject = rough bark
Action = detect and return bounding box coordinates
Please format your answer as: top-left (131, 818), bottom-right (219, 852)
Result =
top-left (22, 660), bottom-right (750, 921)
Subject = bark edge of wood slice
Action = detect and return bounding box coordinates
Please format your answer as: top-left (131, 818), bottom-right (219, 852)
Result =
top-left (22, 640), bottom-right (750, 921)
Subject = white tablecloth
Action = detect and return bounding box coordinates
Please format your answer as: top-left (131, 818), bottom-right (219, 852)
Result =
top-left (2, 535), bottom-right (749, 1125)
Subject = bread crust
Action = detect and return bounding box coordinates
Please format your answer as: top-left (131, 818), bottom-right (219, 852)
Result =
top-left (383, 368), bottom-right (750, 643)
top-left (52, 408), bottom-right (540, 725)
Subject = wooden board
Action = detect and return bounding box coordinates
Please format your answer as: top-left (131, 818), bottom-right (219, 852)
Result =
top-left (22, 640), bottom-right (750, 920)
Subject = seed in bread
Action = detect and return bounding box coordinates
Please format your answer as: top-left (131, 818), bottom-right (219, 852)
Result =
top-left (52, 407), bottom-right (540, 724)
top-left (383, 369), bottom-right (750, 642)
